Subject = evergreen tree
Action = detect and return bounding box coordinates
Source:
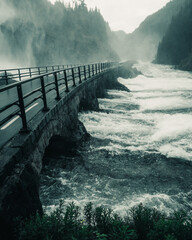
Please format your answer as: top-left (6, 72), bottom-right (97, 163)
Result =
top-left (155, 0), bottom-right (192, 70)
top-left (0, 0), bottom-right (118, 67)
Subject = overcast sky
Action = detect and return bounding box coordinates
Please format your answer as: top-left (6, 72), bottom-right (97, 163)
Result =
top-left (49, 0), bottom-right (171, 33)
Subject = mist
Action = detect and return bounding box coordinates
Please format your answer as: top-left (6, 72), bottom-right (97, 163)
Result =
top-left (0, 0), bottom-right (118, 69)
top-left (110, 0), bottom-right (186, 62)
top-left (0, 0), bottom-right (186, 69)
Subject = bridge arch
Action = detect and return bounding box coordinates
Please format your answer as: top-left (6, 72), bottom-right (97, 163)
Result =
top-left (0, 64), bottom-right (124, 238)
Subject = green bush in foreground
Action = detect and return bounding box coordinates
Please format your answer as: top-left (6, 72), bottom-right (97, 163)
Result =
top-left (17, 202), bottom-right (192, 240)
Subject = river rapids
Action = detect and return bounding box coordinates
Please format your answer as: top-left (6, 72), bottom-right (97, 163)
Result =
top-left (40, 62), bottom-right (192, 215)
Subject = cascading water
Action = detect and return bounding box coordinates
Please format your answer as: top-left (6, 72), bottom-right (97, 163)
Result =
top-left (40, 62), bottom-right (192, 215)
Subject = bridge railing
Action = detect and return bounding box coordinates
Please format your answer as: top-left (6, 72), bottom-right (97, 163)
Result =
top-left (0, 64), bottom-right (79, 85)
top-left (0, 62), bottom-right (116, 139)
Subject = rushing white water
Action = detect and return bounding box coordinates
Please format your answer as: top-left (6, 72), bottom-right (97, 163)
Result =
top-left (40, 62), bottom-right (192, 215)
top-left (80, 62), bottom-right (192, 161)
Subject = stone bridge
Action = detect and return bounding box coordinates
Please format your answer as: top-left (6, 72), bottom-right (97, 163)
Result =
top-left (0, 61), bottom-right (136, 239)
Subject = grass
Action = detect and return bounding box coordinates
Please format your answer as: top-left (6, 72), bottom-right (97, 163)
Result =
top-left (17, 201), bottom-right (192, 240)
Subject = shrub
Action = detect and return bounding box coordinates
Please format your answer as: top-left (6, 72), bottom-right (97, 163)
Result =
top-left (148, 210), bottom-right (192, 240)
top-left (17, 202), bottom-right (192, 240)
top-left (128, 203), bottom-right (164, 240)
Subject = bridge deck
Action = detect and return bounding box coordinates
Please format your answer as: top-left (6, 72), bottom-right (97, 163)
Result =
top-left (0, 63), bottom-right (115, 150)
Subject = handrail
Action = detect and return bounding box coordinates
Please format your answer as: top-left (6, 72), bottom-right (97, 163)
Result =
top-left (0, 64), bottom-right (78, 85)
top-left (0, 62), bottom-right (116, 137)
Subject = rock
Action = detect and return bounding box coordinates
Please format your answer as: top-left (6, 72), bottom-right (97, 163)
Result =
top-left (0, 163), bottom-right (42, 240)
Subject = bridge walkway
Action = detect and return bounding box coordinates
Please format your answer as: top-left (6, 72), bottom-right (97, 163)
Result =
top-left (0, 63), bottom-right (115, 150)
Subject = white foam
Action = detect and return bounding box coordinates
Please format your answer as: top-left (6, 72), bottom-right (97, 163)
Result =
top-left (112, 193), bottom-right (179, 215)
top-left (59, 177), bottom-right (69, 185)
top-left (79, 62), bottom-right (192, 160)
top-left (152, 114), bottom-right (192, 141)
top-left (42, 62), bottom-right (192, 216)
top-left (159, 145), bottom-right (192, 161)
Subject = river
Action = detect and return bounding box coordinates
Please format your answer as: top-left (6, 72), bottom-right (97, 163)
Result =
top-left (40, 62), bottom-right (192, 215)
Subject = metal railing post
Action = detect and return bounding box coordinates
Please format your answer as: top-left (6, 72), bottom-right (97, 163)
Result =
top-left (54, 73), bottom-right (61, 100)
top-left (17, 84), bottom-right (29, 132)
top-left (38, 67), bottom-right (41, 75)
top-left (4, 70), bottom-right (8, 85)
top-left (95, 64), bottom-right (98, 75)
top-left (29, 68), bottom-right (32, 77)
top-left (92, 64), bottom-right (94, 76)
top-left (58, 66), bottom-right (61, 78)
top-left (71, 68), bottom-right (76, 87)
top-left (88, 65), bottom-right (91, 78)
top-left (18, 69), bottom-right (21, 81)
top-left (78, 66), bottom-right (82, 83)
top-left (84, 66), bottom-right (87, 80)
top-left (40, 76), bottom-right (49, 111)
top-left (64, 70), bottom-right (69, 92)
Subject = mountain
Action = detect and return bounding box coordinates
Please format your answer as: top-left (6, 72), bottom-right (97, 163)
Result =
top-left (155, 0), bottom-right (192, 70)
top-left (111, 0), bottom-right (186, 62)
top-left (108, 30), bottom-right (128, 61)
top-left (0, 0), bottom-right (118, 68)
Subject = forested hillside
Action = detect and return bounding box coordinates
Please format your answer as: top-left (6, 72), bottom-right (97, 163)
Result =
top-left (0, 0), bottom-right (118, 68)
top-left (111, 0), bottom-right (186, 61)
top-left (155, 0), bottom-right (192, 70)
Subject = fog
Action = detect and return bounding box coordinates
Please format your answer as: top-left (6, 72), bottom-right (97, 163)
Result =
top-left (0, 1), bottom-right (18, 68)
top-left (0, 0), bottom-right (117, 69)
top-left (0, 0), bottom-right (185, 69)
top-left (110, 0), bottom-right (185, 62)
top-left (0, 0), bottom-right (47, 68)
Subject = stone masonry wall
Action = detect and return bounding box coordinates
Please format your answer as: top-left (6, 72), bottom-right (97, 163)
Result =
top-left (0, 69), bottom-right (121, 239)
